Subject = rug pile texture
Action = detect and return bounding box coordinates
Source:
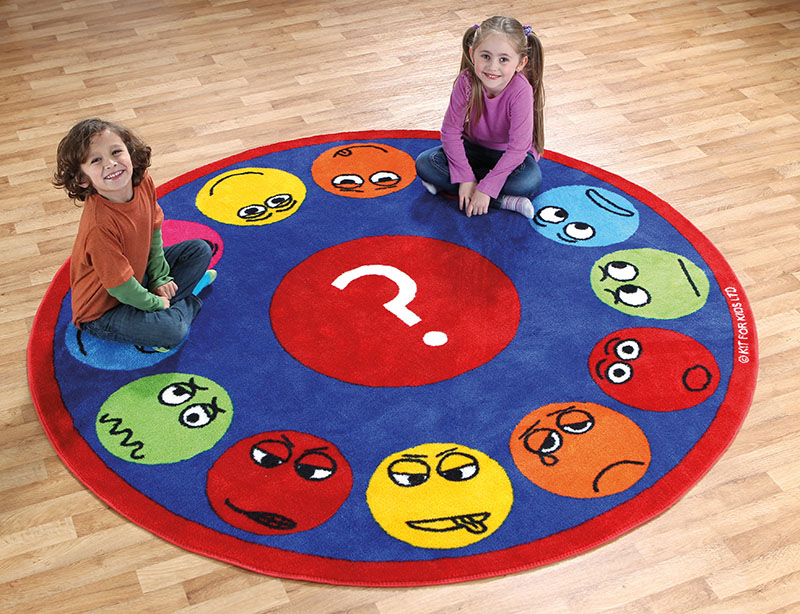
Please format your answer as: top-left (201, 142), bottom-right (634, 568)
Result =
top-left (28, 131), bottom-right (757, 586)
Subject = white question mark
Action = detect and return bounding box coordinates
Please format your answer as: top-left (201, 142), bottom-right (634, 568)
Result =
top-left (332, 265), bottom-right (448, 347)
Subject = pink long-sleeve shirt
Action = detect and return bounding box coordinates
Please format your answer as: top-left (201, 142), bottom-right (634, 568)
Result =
top-left (440, 70), bottom-right (539, 199)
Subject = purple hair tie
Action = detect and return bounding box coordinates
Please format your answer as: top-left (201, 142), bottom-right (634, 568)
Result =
top-left (473, 24), bottom-right (480, 29)
top-left (523, 25), bottom-right (532, 36)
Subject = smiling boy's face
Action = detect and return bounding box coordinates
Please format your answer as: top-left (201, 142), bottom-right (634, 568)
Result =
top-left (80, 129), bottom-right (134, 203)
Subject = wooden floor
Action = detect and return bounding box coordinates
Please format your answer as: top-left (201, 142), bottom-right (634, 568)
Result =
top-left (2, 0), bottom-right (799, 612)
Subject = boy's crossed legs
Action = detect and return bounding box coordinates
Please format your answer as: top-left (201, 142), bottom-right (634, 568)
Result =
top-left (81, 239), bottom-right (214, 349)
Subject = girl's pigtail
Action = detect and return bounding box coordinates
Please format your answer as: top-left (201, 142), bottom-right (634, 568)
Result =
top-left (458, 25), bottom-right (485, 138)
top-left (526, 31), bottom-right (545, 155)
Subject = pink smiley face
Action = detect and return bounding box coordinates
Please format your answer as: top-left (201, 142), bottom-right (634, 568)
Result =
top-left (589, 327), bottom-right (720, 412)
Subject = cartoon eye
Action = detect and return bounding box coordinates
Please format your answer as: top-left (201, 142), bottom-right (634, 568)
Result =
top-left (564, 222), bottom-right (595, 241)
top-left (522, 428), bottom-right (562, 466)
top-left (265, 193), bottom-right (292, 208)
top-left (536, 206), bottom-right (568, 224)
top-left (237, 204), bottom-right (268, 219)
top-left (437, 452), bottom-right (479, 482)
top-left (388, 458), bottom-right (430, 487)
top-left (606, 362), bottom-right (633, 384)
top-left (603, 261), bottom-right (639, 282)
top-left (251, 439), bottom-right (293, 468)
top-left (178, 397), bottom-right (226, 429)
top-left (615, 339), bottom-right (641, 360)
top-left (615, 284), bottom-right (651, 307)
top-left (179, 404), bottom-right (212, 428)
top-left (295, 451), bottom-right (337, 481)
top-left (332, 174), bottom-right (364, 189)
top-left (158, 378), bottom-right (207, 406)
top-left (370, 171), bottom-right (401, 187)
top-left (556, 409), bottom-right (595, 434)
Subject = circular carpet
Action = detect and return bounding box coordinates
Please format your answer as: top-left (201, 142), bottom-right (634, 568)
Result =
top-left (28, 130), bottom-right (757, 586)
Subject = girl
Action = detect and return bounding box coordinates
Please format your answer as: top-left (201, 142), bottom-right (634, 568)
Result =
top-left (54, 118), bottom-right (216, 350)
top-left (415, 16), bottom-right (545, 219)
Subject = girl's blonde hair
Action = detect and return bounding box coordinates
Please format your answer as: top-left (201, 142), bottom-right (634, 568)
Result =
top-left (53, 118), bottom-right (151, 202)
top-left (458, 16), bottom-right (545, 155)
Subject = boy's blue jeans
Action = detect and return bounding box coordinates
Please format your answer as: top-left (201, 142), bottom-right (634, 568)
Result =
top-left (81, 239), bottom-right (212, 349)
top-left (415, 139), bottom-right (542, 201)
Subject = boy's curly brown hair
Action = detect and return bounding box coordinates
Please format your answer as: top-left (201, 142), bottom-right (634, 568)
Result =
top-left (53, 118), bottom-right (152, 201)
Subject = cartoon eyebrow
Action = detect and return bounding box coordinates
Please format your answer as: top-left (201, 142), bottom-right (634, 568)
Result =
top-left (436, 447), bottom-right (459, 457)
top-left (208, 171), bottom-right (264, 196)
top-left (301, 446), bottom-right (330, 455)
top-left (402, 453), bottom-right (428, 459)
top-left (333, 145), bottom-right (388, 157)
top-left (603, 336), bottom-right (621, 354)
top-left (586, 188), bottom-right (635, 217)
top-left (519, 420), bottom-right (542, 440)
top-left (595, 358), bottom-right (608, 380)
top-left (678, 258), bottom-right (701, 297)
top-left (547, 406), bottom-right (576, 418)
top-left (205, 397), bottom-right (227, 417)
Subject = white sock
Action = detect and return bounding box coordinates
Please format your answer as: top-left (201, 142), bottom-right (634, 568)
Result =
top-left (421, 180), bottom-right (438, 195)
top-left (498, 194), bottom-right (534, 219)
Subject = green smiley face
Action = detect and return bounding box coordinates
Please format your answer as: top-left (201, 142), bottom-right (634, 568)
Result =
top-left (96, 373), bottom-right (233, 464)
top-left (591, 248), bottom-right (710, 319)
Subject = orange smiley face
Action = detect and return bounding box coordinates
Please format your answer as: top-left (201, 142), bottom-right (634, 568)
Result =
top-left (311, 143), bottom-right (416, 198)
top-left (509, 402), bottom-right (651, 498)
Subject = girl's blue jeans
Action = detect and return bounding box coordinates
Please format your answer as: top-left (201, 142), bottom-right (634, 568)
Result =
top-left (81, 239), bottom-right (212, 349)
top-left (415, 139), bottom-right (542, 201)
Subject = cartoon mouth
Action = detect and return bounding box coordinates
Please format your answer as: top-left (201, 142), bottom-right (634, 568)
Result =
top-left (677, 258), bottom-right (701, 297)
top-left (593, 460), bottom-right (646, 494)
top-left (97, 413), bottom-right (145, 460)
top-left (224, 499), bottom-right (297, 530)
top-left (683, 364), bottom-right (713, 391)
top-left (406, 512), bottom-right (490, 534)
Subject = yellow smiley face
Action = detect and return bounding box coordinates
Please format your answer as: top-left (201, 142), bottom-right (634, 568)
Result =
top-left (195, 167), bottom-right (306, 226)
top-left (366, 443), bottom-right (513, 549)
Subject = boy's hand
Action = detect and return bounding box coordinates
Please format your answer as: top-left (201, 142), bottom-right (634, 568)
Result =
top-left (159, 295), bottom-right (171, 309)
top-left (154, 281), bottom-right (178, 299)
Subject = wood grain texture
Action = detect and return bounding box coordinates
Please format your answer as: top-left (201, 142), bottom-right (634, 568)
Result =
top-left (2, 0), bottom-right (799, 611)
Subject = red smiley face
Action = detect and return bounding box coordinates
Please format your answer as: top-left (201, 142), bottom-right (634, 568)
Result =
top-left (589, 327), bottom-right (720, 411)
top-left (206, 431), bottom-right (353, 535)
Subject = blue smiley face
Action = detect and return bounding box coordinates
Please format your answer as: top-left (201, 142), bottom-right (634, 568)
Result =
top-left (65, 324), bottom-right (180, 370)
top-left (530, 185), bottom-right (639, 247)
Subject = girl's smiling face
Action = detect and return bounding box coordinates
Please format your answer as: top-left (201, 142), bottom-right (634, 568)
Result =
top-left (80, 129), bottom-right (134, 203)
top-left (470, 33), bottom-right (528, 98)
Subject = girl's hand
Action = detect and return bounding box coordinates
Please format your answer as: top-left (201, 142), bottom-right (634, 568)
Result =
top-left (154, 280), bottom-right (178, 299)
top-left (466, 189), bottom-right (491, 217)
top-left (458, 182), bottom-right (476, 212)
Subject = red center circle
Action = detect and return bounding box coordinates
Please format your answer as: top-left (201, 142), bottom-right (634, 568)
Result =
top-left (270, 235), bottom-right (520, 387)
